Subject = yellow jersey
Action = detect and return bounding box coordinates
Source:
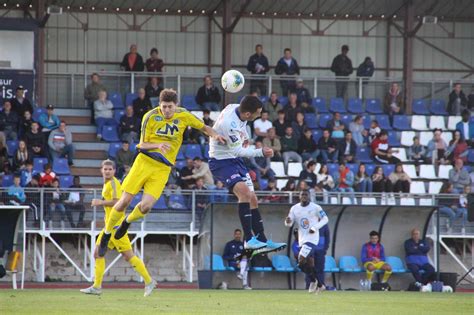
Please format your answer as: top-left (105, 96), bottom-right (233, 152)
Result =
top-left (101, 177), bottom-right (123, 222)
top-left (138, 107), bottom-right (204, 165)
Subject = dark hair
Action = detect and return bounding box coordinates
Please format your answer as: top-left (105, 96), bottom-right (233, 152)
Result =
top-left (413, 136), bottom-right (419, 141)
top-left (307, 161), bottom-right (316, 169)
top-left (240, 95), bottom-right (263, 114)
top-left (234, 228), bottom-right (242, 233)
top-left (395, 163), bottom-right (404, 172)
top-left (44, 163), bottom-right (52, 170)
top-left (277, 109), bottom-right (285, 115)
top-left (159, 88), bottom-right (178, 104)
top-left (339, 161), bottom-right (346, 166)
top-left (255, 44), bottom-right (262, 49)
top-left (454, 82), bottom-right (461, 86)
top-left (342, 45), bottom-right (349, 51)
top-left (261, 110), bottom-right (268, 115)
top-left (354, 115), bottom-right (362, 122)
top-left (345, 131), bottom-right (352, 135)
top-left (323, 128), bottom-right (330, 133)
top-left (318, 164), bottom-right (328, 174)
top-left (60, 120), bottom-right (66, 124)
top-left (91, 72), bottom-right (99, 78)
top-left (150, 48), bottom-right (158, 55)
top-left (357, 163), bottom-right (367, 177)
top-left (379, 129), bottom-right (388, 136)
top-left (193, 157), bottom-right (202, 162)
top-left (369, 231), bottom-right (379, 237)
top-left (203, 109), bottom-right (210, 114)
top-left (461, 109), bottom-right (470, 117)
top-left (284, 48), bottom-right (291, 53)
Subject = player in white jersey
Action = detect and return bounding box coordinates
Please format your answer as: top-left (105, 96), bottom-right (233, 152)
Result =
top-left (285, 190), bottom-right (329, 293)
top-left (209, 95), bottom-right (286, 254)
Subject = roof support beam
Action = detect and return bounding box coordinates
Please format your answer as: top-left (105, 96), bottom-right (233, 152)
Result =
top-left (402, 0), bottom-right (415, 114)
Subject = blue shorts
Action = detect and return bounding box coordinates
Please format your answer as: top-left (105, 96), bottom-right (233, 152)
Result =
top-left (298, 242), bottom-right (318, 260)
top-left (209, 158), bottom-right (254, 192)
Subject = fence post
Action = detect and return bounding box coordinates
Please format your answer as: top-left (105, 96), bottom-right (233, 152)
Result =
top-left (131, 72), bottom-right (135, 93)
top-left (70, 73), bottom-right (75, 107)
top-left (177, 75), bottom-right (181, 101)
top-left (358, 77), bottom-right (363, 99)
top-left (268, 75), bottom-right (272, 96)
top-left (313, 77), bottom-right (318, 98)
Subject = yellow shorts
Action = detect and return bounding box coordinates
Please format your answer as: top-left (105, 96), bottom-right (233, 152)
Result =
top-left (364, 261), bottom-right (387, 270)
top-left (96, 229), bottom-right (132, 253)
top-left (122, 154), bottom-right (171, 199)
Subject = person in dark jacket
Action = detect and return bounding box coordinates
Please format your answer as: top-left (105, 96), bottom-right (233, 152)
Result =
top-left (19, 110), bottom-right (34, 138)
top-left (337, 131), bottom-right (357, 163)
top-left (195, 76), bottom-right (221, 111)
top-left (132, 88), bottom-right (152, 122)
top-left (23, 122), bottom-right (46, 158)
top-left (284, 93), bottom-right (303, 123)
top-left (10, 85), bottom-right (33, 118)
top-left (120, 44), bottom-right (144, 71)
top-left (318, 129), bottom-right (338, 163)
top-left (247, 44), bottom-right (270, 96)
top-left (291, 78), bottom-right (312, 107)
top-left (298, 128), bottom-right (319, 162)
top-left (222, 229), bottom-right (245, 269)
top-left (298, 160), bottom-right (317, 188)
top-left (0, 100), bottom-right (19, 140)
top-left (447, 83), bottom-right (468, 115)
top-left (404, 228), bottom-right (436, 285)
top-left (275, 48), bottom-right (300, 96)
top-left (119, 106), bottom-right (141, 144)
top-left (330, 45), bottom-right (353, 99)
top-left (144, 77), bottom-right (163, 99)
top-left (145, 47), bottom-right (164, 85)
top-left (356, 57), bottom-right (374, 98)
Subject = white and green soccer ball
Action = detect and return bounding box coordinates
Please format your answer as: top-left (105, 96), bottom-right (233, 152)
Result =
top-left (221, 69), bottom-right (245, 93)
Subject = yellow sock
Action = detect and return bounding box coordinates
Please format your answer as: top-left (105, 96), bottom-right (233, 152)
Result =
top-left (105, 207), bottom-right (124, 233)
top-left (126, 204), bottom-right (146, 223)
top-left (366, 270), bottom-right (374, 281)
top-left (382, 270), bottom-right (392, 283)
top-left (129, 256), bottom-right (152, 284)
top-left (93, 258), bottom-right (105, 288)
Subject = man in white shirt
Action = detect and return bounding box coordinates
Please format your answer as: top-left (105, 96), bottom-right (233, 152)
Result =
top-left (253, 111), bottom-right (273, 139)
top-left (285, 190), bottom-right (329, 294)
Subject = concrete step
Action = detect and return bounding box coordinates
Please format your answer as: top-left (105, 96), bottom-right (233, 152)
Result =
top-left (75, 149), bottom-right (107, 160)
top-left (55, 108), bottom-right (90, 117)
top-left (62, 116), bottom-right (92, 125)
top-left (74, 159), bottom-right (102, 168)
top-left (69, 125), bottom-right (96, 133)
top-left (75, 142), bottom-right (109, 151)
top-left (70, 166), bottom-right (100, 176)
top-left (80, 177), bottom-right (103, 186)
top-left (73, 133), bottom-right (98, 142)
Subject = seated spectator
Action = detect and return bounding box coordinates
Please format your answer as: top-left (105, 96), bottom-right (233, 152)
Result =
top-left (449, 158), bottom-right (471, 193)
top-left (182, 157), bottom-right (215, 189)
top-left (94, 90), bottom-right (118, 140)
top-left (222, 229), bottom-right (244, 269)
top-left (145, 77), bottom-right (163, 99)
top-left (166, 166), bottom-right (181, 190)
top-left (253, 111), bottom-right (273, 140)
top-left (361, 231), bottom-right (392, 286)
top-left (316, 164), bottom-right (335, 192)
top-left (211, 180), bottom-right (229, 203)
top-left (291, 78), bottom-right (312, 109)
top-left (194, 178), bottom-right (209, 213)
top-left (263, 128), bottom-right (282, 161)
top-left (19, 110), bottom-right (33, 138)
top-left (64, 176), bottom-right (86, 228)
top-left (371, 166), bottom-right (393, 193)
top-left (261, 179), bottom-right (282, 203)
top-left (349, 115), bottom-right (367, 146)
top-left (46, 178), bottom-right (72, 229)
top-left (389, 163), bottom-right (411, 193)
top-left (13, 140), bottom-right (31, 171)
top-left (24, 122), bottom-right (46, 158)
top-left (0, 140), bottom-right (10, 174)
top-left (447, 83), bottom-right (468, 115)
top-left (371, 130), bottom-right (401, 164)
top-left (282, 178), bottom-right (297, 192)
top-left (264, 92), bottom-right (282, 122)
top-left (298, 160), bottom-right (317, 188)
top-left (0, 100), bottom-right (19, 140)
top-left (333, 162), bottom-right (355, 203)
top-left (404, 228), bottom-right (436, 285)
top-left (202, 109), bottom-right (215, 127)
top-left (38, 104), bottom-right (60, 135)
top-left (337, 131), bottom-right (357, 163)
top-left (426, 129), bottom-right (449, 165)
top-left (355, 164), bottom-right (373, 193)
top-left (120, 44), bottom-right (144, 71)
top-left (298, 128), bottom-right (318, 162)
top-left (48, 121), bottom-right (75, 166)
top-left (455, 110), bottom-right (474, 144)
top-left (284, 92), bottom-right (302, 123)
top-left (281, 126), bottom-right (302, 169)
top-left (195, 75), bottom-right (221, 111)
top-left (408, 136), bottom-right (427, 165)
top-left (145, 47), bottom-right (164, 78)
top-left (273, 110), bottom-right (288, 138)
top-left (20, 161), bottom-right (34, 186)
top-left (326, 112), bottom-right (346, 140)
top-left (116, 141), bottom-right (134, 179)
top-left (296, 180), bottom-right (310, 192)
top-left (383, 82), bottom-right (404, 123)
top-left (7, 175), bottom-right (26, 205)
top-left (250, 140), bottom-right (275, 182)
top-left (133, 88), bottom-right (152, 121)
top-left (291, 112), bottom-right (306, 140)
top-left (438, 182), bottom-right (468, 233)
top-left (11, 85), bottom-right (33, 117)
top-left (39, 163), bottom-right (56, 187)
top-left (317, 129), bottom-right (338, 163)
top-left (179, 158), bottom-right (195, 189)
top-left (119, 105), bottom-right (140, 144)
top-left (368, 120), bottom-right (381, 144)
top-left (275, 48), bottom-right (300, 95)
top-left (84, 73), bottom-right (107, 123)
top-left (446, 130), bottom-right (468, 163)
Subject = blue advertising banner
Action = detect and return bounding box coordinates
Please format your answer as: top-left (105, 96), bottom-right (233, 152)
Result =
top-left (0, 69), bottom-right (35, 103)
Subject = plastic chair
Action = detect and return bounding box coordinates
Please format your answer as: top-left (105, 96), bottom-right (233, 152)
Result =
top-left (125, 93), bottom-right (138, 107)
top-left (411, 115), bottom-right (429, 131)
top-left (33, 107), bottom-right (46, 121)
top-left (402, 164), bottom-right (417, 178)
top-left (184, 144), bottom-right (203, 159)
top-left (319, 114), bottom-right (333, 128)
top-left (361, 197), bottom-right (377, 205)
top-left (412, 99), bottom-right (430, 115)
top-left (400, 131), bottom-right (416, 147)
top-left (175, 160), bottom-right (186, 170)
top-left (392, 148), bottom-right (407, 162)
top-left (381, 164), bottom-right (395, 176)
top-left (329, 97), bottom-right (346, 113)
top-left (272, 255), bottom-right (295, 272)
top-left (356, 147), bottom-right (372, 163)
top-left (102, 125), bottom-right (120, 142)
top-left (2, 175), bottom-right (13, 187)
top-left (430, 99), bottom-right (447, 115)
top-left (375, 115), bottom-right (392, 130)
top-left (347, 163), bottom-right (358, 175)
top-left (259, 178), bottom-right (268, 190)
top-left (388, 131), bottom-right (401, 146)
top-left (114, 109), bottom-right (125, 123)
top-left (429, 116), bottom-right (447, 130)
top-left (468, 150), bottom-right (474, 163)
top-left (287, 163), bottom-right (303, 177)
top-left (447, 116), bottom-right (462, 130)
top-left (385, 256), bottom-right (407, 273)
top-left (33, 157), bottom-right (49, 173)
top-left (347, 98), bottom-right (363, 114)
top-left (6, 140), bottom-right (18, 157)
top-left (304, 114), bottom-right (318, 129)
top-left (52, 158), bottom-right (70, 175)
top-left (153, 196), bottom-right (168, 210)
top-left (176, 146), bottom-right (186, 160)
top-left (211, 254), bottom-right (234, 271)
top-left (276, 179), bottom-right (288, 190)
top-left (419, 131), bottom-right (432, 146)
top-left (181, 95), bottom-right (200, 111)
top-left (109, 92), bottom-right (124, 108)
top-left (438, 165), bottom-right (453, 179)
top-left (362, 114), bottom-right (372, 129)
top-left (339, 256), bottom-right (362, 272)
top-left (327, 163), bottom-right (339, 176)
top-left (365, 98), bottom-right (383, 114)
top-left (278, 96), bottom-right (288, 106)
top-left (58, 175), bottom-right (73, 188)
top-left (324, 256), bottom-right (340, 272)
top-left (108, 143), bottom-right (122, 159)
top-left (410, 181), bottom-right (426, 194)
top-left (428, 181), bottom-right (443, 194)
top-left (392, 115), bottom-right (411, 130)
top-left (341, 114), bottom-right (353, 127)
top-left (271, 162), bottom-right (285, 177)
top-left (168, 194), bottom-right (188, 210)
top-left (312, 130), bottom-right (322, 142)
top-left (365, 164), bottom-right (376, 175)
top-left (312, 97), bottom-right (327, 113)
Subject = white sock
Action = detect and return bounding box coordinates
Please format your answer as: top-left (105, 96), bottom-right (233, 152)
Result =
top-left (240, 258), bottom-right (248, 286)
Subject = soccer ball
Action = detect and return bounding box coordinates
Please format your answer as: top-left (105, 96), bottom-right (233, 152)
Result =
top-left (221, 69), bottom-right (245, 93)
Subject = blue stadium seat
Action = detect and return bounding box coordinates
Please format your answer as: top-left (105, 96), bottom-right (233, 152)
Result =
top-left (210, 254), bottom-right (235, 271)
top-left (468, 149), bottom-right (474, 164)
top-left (365, 98), bottom-right (383, 114)
top-left (185, 144), bottom-right (203, 159)
top-left (304, 114), bottom-right (318, 129)
top-left (341, 114), bottom-right (353, 127)
top-left (272, 255), bottom-right (295, 272)
top-left (375, 115), bottom-right (392, 130)
top-left (312, 130), bottom-right (322, 142)
top-left (109, 92), bottom-right (124, 108)
top-left (347, 163), bottom-right (358, 175)
top-left (339, 256), bottom-right (362, 272)
top-left (130, 142), bottom-right (137, 153)
top-left (33, 107), bottom-right (46, 121)
top-left (168, 194), bottom-right (188, 210)
top-left (181, 95), bottom-right (200, 111)
top-left (2, 174), bottom-right (13, 187)
top-left (59, 175), bottom-right (73, 188)
top-left (413, 99), bottom-right (430, 115)
top-left (327, 163), bottom-right (339, 176)
top-left (388, 131), bottom-right (401, 146)
top-left (365, 164), bottom-right (376, 176)
top-left (392, 115), bottom-right (411, 130)
top-left (129, 193), bottom-right (143, 209)
top-left (150, 97), bottom-right (159, 108)
top-left (324, 256), bottom-right (340, 272)
top-left (381, 164), bottom-right (395, 176)
top-left (348, 98), bottom-right (364, 114)
top-left (125, 93), bottom-right (138, 107)
top-left (52, 158), bottom-right (70, 175)
top-left (385, 256), bottom-right (407, 273)
top-left (278, 96), bottom-right (288, 106)
top-left (108, 142), bottom-right (121, 159)
top-left (102, 126), bottom-right (120, 142)
top-left (175, 160), bottom-right (186, 170)
top-left (153, 196), bottom-right (168, 210)
top-left (319, 114), bottom-right (333, 128)
top-left (260, 96), bottom-right (269, 104)
top-left (114, 109), bottom-right (125, 123)
top-left (430, 99), bottom-right (447, 115)
top-left (356, 147), bottom-right (372, 163)
top-left (362, 114), bottom-right (372, 129)
top-left (329, 97), bottom-right (346, 113)
top-left (176, 146), bottom-right (186, 160)
top-left (312, 97), bottom-right (327, 113)
top-left (259, 178), bottom-right (268, 190)
top-left (251, 266), bottom-right (273, 272)
top-left (33, 157), bottom-right (49, 173)
top-left (6, 140), bottom-right (18, 157)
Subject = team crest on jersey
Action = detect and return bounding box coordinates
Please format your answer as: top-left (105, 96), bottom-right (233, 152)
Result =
top-left (155, 116), bottom-right (163, 121)
top-left (156, 123), bottom-right (179, 136)
top-left (173, 119), bottom-right (179, 124)
top-left (231, 121), bottom-right (237, 128)
top-left (300, 218), bottom-right (310, 229)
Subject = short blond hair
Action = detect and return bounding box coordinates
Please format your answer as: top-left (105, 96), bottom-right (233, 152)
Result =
top-left (101, 159), bottom-right (115, 169)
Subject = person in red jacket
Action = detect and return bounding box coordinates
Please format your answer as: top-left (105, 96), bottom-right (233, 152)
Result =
top-left (39, 163), bottom-right (56, 187)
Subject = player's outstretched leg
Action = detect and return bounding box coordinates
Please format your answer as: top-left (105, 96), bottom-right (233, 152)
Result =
top-left (115, 194), bottom-right (155, 240)
top-left (250, 207), bottom-right (286, 256)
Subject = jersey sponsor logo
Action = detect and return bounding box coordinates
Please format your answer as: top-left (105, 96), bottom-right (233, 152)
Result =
top-left (319, 210), bottom-right (327, 217)
top-left (173, 119), bottom-right (179, 124)
top-left (300, 218), bottom-right (310, 229)
top-left (155, 116), bottom-right (163, 121)
top-left (231, 121), bottom-right (237, 128)
top-left (230, 174), bottom-right (240, 180)
top-left (156, 123), bottom-right (179, 136)
top-left (229, 135), bottom-right (238, 143)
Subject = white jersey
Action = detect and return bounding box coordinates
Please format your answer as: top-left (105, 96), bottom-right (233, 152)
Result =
top-left (285, 202), bottom-right (328, 246)
top-left (209, 104), bottom-right (264, 160)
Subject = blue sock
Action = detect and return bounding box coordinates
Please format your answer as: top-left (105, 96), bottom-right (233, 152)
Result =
top-left (238, 203), bottom-right (253, 242)
top-left (251, 209), bottom-right (267, 242)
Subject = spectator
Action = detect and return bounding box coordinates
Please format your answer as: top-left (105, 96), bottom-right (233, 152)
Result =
top-left (264, 92), bottom-right (282, 122)
top-left (284, 92), bottom-right (302, 123)
top-left (132, 88), bottom-right (152, 121)
top-left (291, 112), bottom-right (306, 140)
top-left (438, 182), bottom-right (468, 233)
top-left (371, 130), bottom-right (401, 164)
top-left (326, 112), bottom-right (346, 140)
top-left (120, 44), bottom-right (144, 71)
top-left (0, 141), bottom-right (10, 175)
top-left (0, 100), bottom-right (19, 140)
top-left (195, 76), bottom-right (221, 111)
top-left (281, 126), bottom-right (302, 169)
top-left (250, 140), bottom-right (275, 181)
top-left (119, 105), bottom-right (141, 144)
top-left (24, 122), bottom-right (46, 158)
top-left (7, 175), bottom-right (26, 205)
top-left (116, 141), bottom-right (134, 179)
top-left (94, 90), bottom-right (118, 140)
top-left (426, 129), bottom-right (449, 165)
top-left (330, 45), bottom-right (353, 99)
top-left (48, 121), bottom-right (75, 166)
top-left (261, 179), bottom-right (282, 203)
top-left (298, 128), bottom-right (318, 162)
top-left (202, 110), bottom-right (215, 127)
top-left (296, 180), bottom-right (310, 192)
top-left (404, 228), bottom-right (436, 285)
top-left (455, 109), bottom-right (474, 143)
top-left (253, 111), bottom-right (273, 140)
top-left (356, 57), bottom-right (375, 98)
top-left (145, 77), bottom-right (163, 99)
top-left (468, 86), bottom-right (474, 110)
top-left (317, 129), bottom-right (338, 163)
top-left (38, 104), bottom-right (60, 136)
top-left (368, 120), bottom-right (381, 144)
top-left (166, 166), bottom-right (181, 190)
top-left (145, 48), bottom-right (164, 83)
top-left (446, 130), bottom-right (468, 163)
top-left (337, 131), bottom-right (357, 163)
top-left (194, 178), bottom-right (209, 213)
top-left (263, 128), bottom-right (282, 161)
top-left (39, 163), bottom-right (56, 187)
top-left (447, 83), bottom-right (468, 115)
top-left (282, 178), bottom-right (297, 192)
top-left (20, 161), bottom-right (34, 187)
top-left (13, 140), bottom-right (31, 171)
top-left (246, 44), bottom-right (270, 96)
top-left (299, 160), bottom-right (317, 188)
top-left (26, 171), bottom-right (41, 188)
top-left (179, 158), bottom-right (194, 189)
top-left (210, 180), bottom-right (229, 203)
top-left (361, 231), bottom-right (392, 287)
top-left (459, 186), bottom-right (469, 234)
top-left (275, 48), bottom-right (300, 96)
top-left (449, 158), bottom-right (471, 193)
top-left (316, 164), bottom-right (335, 192)
top-left (349, 115), bottom-right (367, 146)
top-left (182, 157), bottom-right (215, 189)
top-left (222, 229), bottom-right (245, 269)
top-left (371, 166), bottom-right (393, 193)
top-left (408, 136), bottom-right (427, 165)
top-left (355, 164), bottom-right (373, 193)
top-left (389, 163), bottom-right (411, 193)
top-left (19, 110), bottom-right (33, 138)
top-left (333, 162), bottom-right (355, 202)
top-left (46, 178), bottom-right (72, 229)
top-left (383, 82), bottom-right (404, 123)
top-left (273, 110), bottom-right (288, 138)
top-left (64, 176), bottom-right (86, 228)
top-left (291, 78), bottom-right (312, 108)
top-left (10, 85), bottom-right (33, 118)
top-left (84, 73), bottom-right (107, 123)
top-left (184, 110), bottom-right (214, 145)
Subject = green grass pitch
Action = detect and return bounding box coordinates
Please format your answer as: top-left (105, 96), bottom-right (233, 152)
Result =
top-left (1, 289), bottom-right (472, 314)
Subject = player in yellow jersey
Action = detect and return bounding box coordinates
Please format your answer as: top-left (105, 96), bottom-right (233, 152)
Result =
top-left (98, 89), bottom-right (225, 257)
top-left (80, 159), bottom-right (156, 297)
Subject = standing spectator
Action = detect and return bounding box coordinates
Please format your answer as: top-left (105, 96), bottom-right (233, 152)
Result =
top-left (39, 163), bottom-right (56, 187)
top-left (355, 164), bottom-right (373, 193)
top-left (47, 178), bottom-right (71, 229)
top-left (182, 157), bottom-right (215, 189)
top-left (292, 78), bottom-right (312, 107)
top-left (7, 175), bottom-right (26, 205)
top-left (10, 85), bottom-right (33, 118)
top-left (408, 136), bottom-right (427, 165)
top-left (195, 76), bottom-right (221, 111)
top-left (0, 141), bottom-right (10, 174)
top-left (84, 73), bottom-right (107, 123)
top-left (120, 44), bottom-right (144, 71)
top-left (438, 182), bottom-right (468, 233)
top-left (194, 178), bottom-right (209, 213)
top-left (298, 128), bottom-right (318, 162)
top-left (253, 111), bottom-right (273, 140)
top-left (447, 83), bottom-right (468, 115)
top-left (337, 131), bottom-right (357, 163)
top-left (361, 231), bottom-right (392, 287)
top-left (13, 140), bottom-right (31, 171)
top-left (446, 130), bottom-right (468, 163)
top-left (455, 109), bottom-right (474, 143)
top-left (116, 141), bottom-right (134, 179)
top-left (273, 110), bottom-right (288, 138)
top-left (291, 112), bottom-right (306, 140)
top-left (330, 45), bottom-right (353, 99)
top-left (333, 162), bottom-right (355, 203)
top-left (0, 100), bottom-right (19, 140)
top-left (263, 128), bottom-right (282, 161)
top-left (281, 126), bottom-right (302, 170)
top-left (246, 44), bottom-right (270, 96)
top-left (144, 77), bottom-right (163, 99)
top-left (368, 120), bottom-right (381, 144)
top-left (371, 166), bottom-right (393, 193)
top-left (145, 48), bottom-right (164, 85)
top-left (404, 228), bottom-right (436, 286)
top-left (371, 130), bottom-right (401, 164)
top-left (132, 88), bottom-right (152, 121)
top-left (318, 129), bottom-right (338, 163)
top-left (356, 57), bottom-right (375, 98)
top-left (383, 83), bottom-right (404, 124)
top-left (389, 163), bottom-right (411, 193)
top-left (94, 90), bottom-right (118, 140)
top-left (326, 112), bottom-right (346, 141)
top-left (449, 158), bottom-right (471, 193)
top-left (249, 140), bottom-right (275, 181)
top-left (275, 48), bottom-right (300, 96)
top-left (349, 115), bottom-right (367, 146)
top-left (426, 129), bottom-right (449, 165)
top-left (19, 110), bottom-right (33, 138)
top-left (48, 121), bottom-right (75, 166)
top-left (119, 106), bottom-right (140, 144)
top-left (468, 86), bottom-right (474, 110)
top-left (179, 158), bottom-right (195, 189)
top-left (20, 161), bottom-right (34, 187)
top-left (284, 93), bottom-right (302, 123)
top-left (64, 176), bottom-right (86, 228)
top-left (222, 229), bottom-right (245, 269)
top-left (24, 122), bottom-right (46, 158)
top-left (38, 104), bottom-right (60, 137)
top-left (298, 160), bottom-right (317, 188)
top-left (264, 92), bottom-right (282, 122)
